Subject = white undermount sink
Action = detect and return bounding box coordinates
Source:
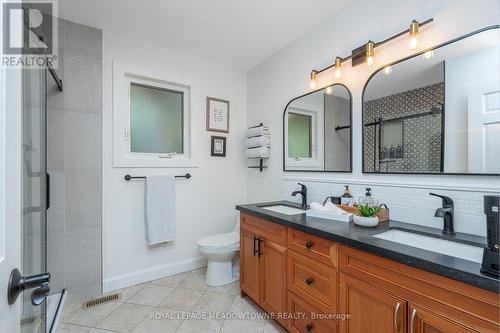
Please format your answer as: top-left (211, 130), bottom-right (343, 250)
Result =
top-left (373, 229), bottom-right (484, 263)
top-left (261, 205), bottom-right (305, 215)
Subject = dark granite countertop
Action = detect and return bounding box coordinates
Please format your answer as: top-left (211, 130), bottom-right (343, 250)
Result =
top-left (236, 200), bottom-right (499, 293)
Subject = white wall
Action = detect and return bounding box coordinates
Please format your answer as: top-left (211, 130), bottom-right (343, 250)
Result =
top-left (247, 0), bottom-right (500, 236)
top-left (102, 33), bottom-right (247, 291)
top-left (445, 46), bottom-right (499, 173)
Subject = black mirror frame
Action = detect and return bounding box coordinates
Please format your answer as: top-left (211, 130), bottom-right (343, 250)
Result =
top-left (361, 25), bottom-right (500, 176)
top-left (283, 83), bottom-right (353, 173)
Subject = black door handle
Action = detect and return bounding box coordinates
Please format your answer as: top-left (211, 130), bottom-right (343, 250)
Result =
top-left (306, 323), bottom-right (313, 332)
top-left (258, 238), bottom-right (263, 258)
top-left (306, 278), bottom-right (314, 285)
top-left (8, 268), bottom-right (50, 305)
top-left (31, 282), bottom-right (50, 306)
top-left (253, 236), bottom-right (259, 256)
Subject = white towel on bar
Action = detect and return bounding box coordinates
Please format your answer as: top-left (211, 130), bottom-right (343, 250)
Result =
top-left (245, 146), bottom-right (270, 159)
top-left (245, 135), bottom-right (271, 148)
top-left (145, 175), bottom-right (176, 245)
top-left (245, 126), bottom-right (270, 138)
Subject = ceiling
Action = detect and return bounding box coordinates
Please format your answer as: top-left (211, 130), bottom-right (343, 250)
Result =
top-left (58, 0), bottom-right (352, 70)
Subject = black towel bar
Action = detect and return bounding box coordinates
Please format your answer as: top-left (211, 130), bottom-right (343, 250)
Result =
top-left (124, 174), bottom-right (191, 181)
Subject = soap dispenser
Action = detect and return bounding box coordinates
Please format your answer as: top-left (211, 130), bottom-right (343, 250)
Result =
top-left (341, 185), bottom-right (354, 206)
top-left (359, 188), bottom-right (378, 207)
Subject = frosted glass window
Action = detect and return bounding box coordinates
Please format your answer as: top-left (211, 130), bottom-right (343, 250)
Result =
top-left (288, 112), bottom-right (312, 158)
top-left (130, 83), bottom-right (184, 154)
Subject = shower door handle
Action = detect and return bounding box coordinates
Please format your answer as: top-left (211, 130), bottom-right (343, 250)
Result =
top-left (7, 268), bottom-right (50, 305)
top-left (46, 173), bottom-right (50, 210)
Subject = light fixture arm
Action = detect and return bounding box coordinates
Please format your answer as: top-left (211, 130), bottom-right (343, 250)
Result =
top-left (310, 18), bottom-right (433, 77)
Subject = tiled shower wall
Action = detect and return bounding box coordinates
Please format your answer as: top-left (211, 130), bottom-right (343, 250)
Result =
top-left (364, 82), bottom-right (444, 173)
top-left (47, 18), bottom-right (102, 302)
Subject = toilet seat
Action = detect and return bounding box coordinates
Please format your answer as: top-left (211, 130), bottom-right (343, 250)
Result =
top-left (197, 232), bottom-right (239, 248)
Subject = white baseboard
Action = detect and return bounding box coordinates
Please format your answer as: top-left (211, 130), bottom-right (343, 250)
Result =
top-left (103, 257), bottom-right (208, 293)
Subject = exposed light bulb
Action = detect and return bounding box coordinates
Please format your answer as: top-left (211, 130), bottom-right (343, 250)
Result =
top-left (365, 41), bottom-right (375, 67)
top-left (409, 36), bottom-right (418, 50)
top-left (423, 50), bottom-right (434, 60)
top-left (384, 66), bottom-right (392, 74)
top-left (409, 20), bottom-right (419, 50)
top-left (310, 70), bottom-right (317, 89)
top-left (334, 57), bottom-right (342, 78)
top-left (326, 86), bottom-right (332, 94)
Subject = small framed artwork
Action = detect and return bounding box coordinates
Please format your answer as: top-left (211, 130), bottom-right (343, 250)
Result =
top-left (211, 136), bottom-right (227, 157)
top-left (206, 97), bottom-right (230, 133)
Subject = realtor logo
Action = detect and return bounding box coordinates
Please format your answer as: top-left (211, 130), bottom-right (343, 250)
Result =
top-left (2, 0), bottom-right (58, 67)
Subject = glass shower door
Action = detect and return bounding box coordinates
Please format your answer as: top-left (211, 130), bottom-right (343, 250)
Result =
top-left (21, 65), bottom-right (48, 333)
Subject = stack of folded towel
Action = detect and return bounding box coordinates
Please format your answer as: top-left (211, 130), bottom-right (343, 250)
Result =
top-left (245, 125), bottom-right (271, 159)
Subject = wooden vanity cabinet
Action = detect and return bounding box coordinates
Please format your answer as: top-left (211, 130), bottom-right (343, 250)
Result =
top-left (239, 213), bottom-right (500, 333)
top-left (339, 245), bottom-right (500, 333)
top-left (240, 214), bottom-right (287, 326)
top-left (339, 273), bottom-right (406, 333)
top-left (408, 304), bottom-right (483, 333)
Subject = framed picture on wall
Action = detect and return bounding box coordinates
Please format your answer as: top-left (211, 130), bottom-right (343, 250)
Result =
top-left (211, 136), bottom-right (227, 157)
top-left (206, 97), bottom-right (230, 133)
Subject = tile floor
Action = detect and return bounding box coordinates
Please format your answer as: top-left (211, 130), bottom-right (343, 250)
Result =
top-left (58, 268), bottom-right (286, 333)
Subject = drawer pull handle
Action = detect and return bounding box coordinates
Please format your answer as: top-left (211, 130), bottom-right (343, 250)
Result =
top-left (306, 323), bottom-right (313, 332)
top-left (305, 278), bottom-right (314, 285)
top-left (410, 308), bottom-right (417, 333)
top-left (305, 241), bottom-right (313, 249)
top-left (394, 302), bottom-right (401, 331)
top-left (253, 236), bottom-right (259, 256)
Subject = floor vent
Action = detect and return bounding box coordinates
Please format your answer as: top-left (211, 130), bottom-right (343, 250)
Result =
top-left (20, 315), bottom-right (37, 327)
top-left (85, 293), bottom-right (121, 308)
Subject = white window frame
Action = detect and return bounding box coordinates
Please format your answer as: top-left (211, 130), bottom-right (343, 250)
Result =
top-left (113, 61), bottom-right (196, 167)
top-left (285, 106), bottom-right (324, 170)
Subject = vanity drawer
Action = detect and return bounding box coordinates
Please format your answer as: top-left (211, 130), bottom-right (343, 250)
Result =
top-left (288, 250), bottom-right (338, 314)
top-left (240, 213), bottom-right (286, 245)
top-left (288, 228), bottom-right (338, 268)
top-left (288, 292), bottom-right (338, 333)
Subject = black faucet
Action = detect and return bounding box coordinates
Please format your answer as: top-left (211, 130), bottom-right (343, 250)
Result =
top-left (430, 193), bottom-right (454, 234)
top-left (292, 183), bottom-right (308, 208)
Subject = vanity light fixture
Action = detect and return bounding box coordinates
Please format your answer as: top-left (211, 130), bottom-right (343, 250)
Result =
top-left (409, 20), bottom-right (420, 50)
top-left (384, 65), bottom-right (392, 74)
top-left (310, 70), bottom-right (317, 89)
top-left (308, 18), bottom-right (432, 87)
top-left (366, 41), bottom-right (375, 66)
top-left (423, 50), bottom-right (434, 59)
top-left (334, 57), bottom-right (342, 78)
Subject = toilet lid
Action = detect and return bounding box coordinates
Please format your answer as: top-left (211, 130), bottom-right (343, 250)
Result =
top-left (198, 232), bottom-right (239, 247)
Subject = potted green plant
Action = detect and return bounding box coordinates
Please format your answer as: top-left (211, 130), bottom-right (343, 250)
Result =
top-left (353, 204), bottom-right (380, 227)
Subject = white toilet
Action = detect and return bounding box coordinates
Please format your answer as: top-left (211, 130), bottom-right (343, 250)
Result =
top-left (197, 220), bottom-right (240, 286)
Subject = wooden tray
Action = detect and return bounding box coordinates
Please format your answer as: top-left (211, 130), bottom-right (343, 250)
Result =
top-left (336, 204), bottom-right (389, 222)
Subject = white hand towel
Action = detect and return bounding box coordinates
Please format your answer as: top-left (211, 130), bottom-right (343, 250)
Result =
top-left (310, 202), bottom-right (326, 211)
top-left (145, 175), bottom-right (176, 245)
top-left (324, 202), bottom-right (351, 215)
top-left (245, 146), bottom-right (270, 159)
top-left (245, 126), bottom-right (270, 138)
top-left (245, 135), bottom-right (271, 148)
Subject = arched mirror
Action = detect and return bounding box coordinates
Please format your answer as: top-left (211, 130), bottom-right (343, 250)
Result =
top-left (284, 84), bottom-right (352, 172)
top-left (362, 26), bottom-right (499, 175)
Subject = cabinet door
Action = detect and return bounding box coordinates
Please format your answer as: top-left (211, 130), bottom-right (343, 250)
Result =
top-left (240, 229), bottom-right (260, 302)
top-left (409, 304), bottom-right (485, 333)
top-left (260, 238), bottom-right (287, 326)
top-left (340, 274), bottom-right (406, 333)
